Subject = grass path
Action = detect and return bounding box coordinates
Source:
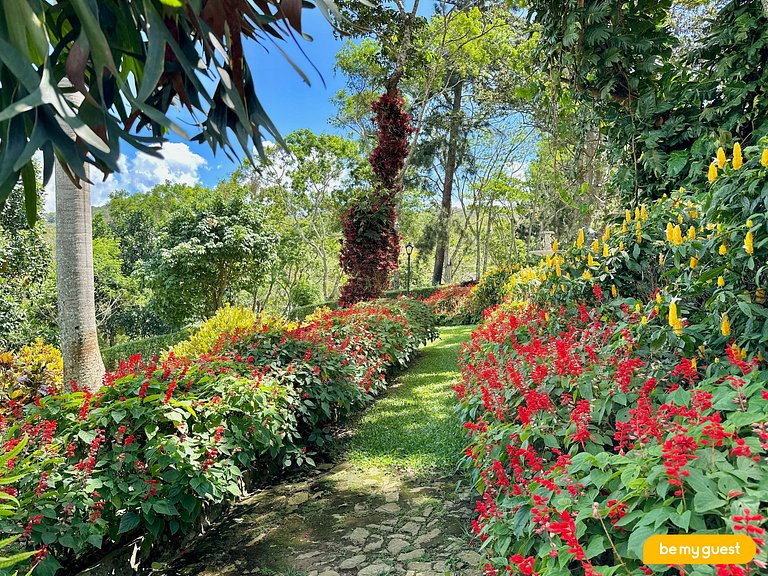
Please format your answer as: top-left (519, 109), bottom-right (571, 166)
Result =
top-left (157, 325), bottom-right (479, 576)
top-left (343, 325), bottom-right (473, 474)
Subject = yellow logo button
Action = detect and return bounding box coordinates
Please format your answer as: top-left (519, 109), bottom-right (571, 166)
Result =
top-left (643, 535), bottom-right (756, 565)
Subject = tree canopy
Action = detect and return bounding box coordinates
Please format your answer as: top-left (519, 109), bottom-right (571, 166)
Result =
top-left (0, 0), bottom-right (341, 223)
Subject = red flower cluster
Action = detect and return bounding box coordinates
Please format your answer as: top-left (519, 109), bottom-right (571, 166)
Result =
top-left (456, 301), bottom-right (768, 575)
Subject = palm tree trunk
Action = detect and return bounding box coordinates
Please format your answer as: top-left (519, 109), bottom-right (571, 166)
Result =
top-left (56, 158), bottom-right (105, 392)
top-left (56, 83), bottom-right (105, 392)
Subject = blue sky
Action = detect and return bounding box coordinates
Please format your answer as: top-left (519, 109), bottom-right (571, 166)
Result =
top-left (45, 8), bottom-right (350, 210)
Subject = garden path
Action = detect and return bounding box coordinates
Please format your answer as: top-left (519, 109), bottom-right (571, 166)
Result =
top-left (156, 326), bottom-right (480, 576)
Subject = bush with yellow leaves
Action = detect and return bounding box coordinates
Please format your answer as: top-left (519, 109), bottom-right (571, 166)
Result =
top-left (0, 339), bottom-right (63, 419)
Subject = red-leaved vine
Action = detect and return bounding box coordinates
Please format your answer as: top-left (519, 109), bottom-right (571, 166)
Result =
top-left (339, 91), bottom-right (412, 306)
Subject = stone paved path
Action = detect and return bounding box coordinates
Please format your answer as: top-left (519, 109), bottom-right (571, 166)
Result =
top-left (157, 327), bottom-right (480, 576)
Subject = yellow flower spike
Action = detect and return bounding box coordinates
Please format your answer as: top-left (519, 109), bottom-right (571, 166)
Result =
top-left (588, 254), bottom-right (595, 266)
top-left (582, 270), bottom-right (592, 280)
top-left (611, 285), bottom-right (618, 298)
top-left (747, 219), bottom-right (754, 228)
top-left (635, 220), bottom-right (642, 232)
top-left (708, 161), bottom-right (718, 184)
top-left (719, 244), bottom-right (727, 255)
top-left (576, 228), bottom-right (585, 249)
top-left (545, 312), bottom-right (550, 321)
top-left (762, 149), bottom-right (768, 167)
top-left (560, 285), bottom-right (566, 292)
top-left (625, 209), bottom-right (632, 222)
top-left (602, 243), bottom-right (609, 258)
top-left (717, 146), bottom-right (727, 168)
top-left (552, 239), bottom-right (559, 251)
top-left (689, 209), bottom-right (698, 219)
top-left (555, 262), bottom-right (561, 277)
top-left (603, 225), bottom-right (611, 241)
top-left (641, 316), bottom-right (648, 325)
top-left (637, 232), bottom-right (643, 244)
top-left (721, 314), bottom-right (732, 336)
top-left (674, 317), bottom-right (683, 336)
top-left (641, 205), bottom-right (648, 220)
top-left (717, 276), bottom-right (725, 287)
top-left (690, 256), bottom-right (699, 268)
top-left (635, 207), bottom-right (641, 220)
top-left (666, 222), bottom-right (673, 241)
top-left (591, 239), bottom-right (599, 253)
top-left (733, 143), bottom-right (743, 169)
top-left (656, 293), bottom-right (662, 304)
top-left (670, 225), bottom-right (683, 245)
top-left (635, 302), bottom-right (641, 312)
top-left (691, 358), bottom-right (697, 371)
top-left (687, 226), bottom-right (696, 240)
top-left (745, 231), bottom-right (754, 254)
top-left (678, 213), bottom-right (684, 224)
top-left (659, 253), bottom-right (665, 265)
top-left (669, 301), bottom-right (678, 327)
top-left (619, 241), bottom-right (625, 251)
top-left (655, 305), bottom-right (660, 313)
top-left (566, 272), bottom-right (571, 279)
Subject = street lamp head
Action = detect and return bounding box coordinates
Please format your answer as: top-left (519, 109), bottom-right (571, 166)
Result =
top-left (405, 242), bottom-right (414, 255)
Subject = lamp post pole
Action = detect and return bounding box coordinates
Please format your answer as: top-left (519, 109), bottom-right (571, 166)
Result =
top-left (405, 243), bottom-right (414, 295)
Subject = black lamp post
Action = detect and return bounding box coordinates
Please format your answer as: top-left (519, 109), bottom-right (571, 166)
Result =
top-left (405, 242), bottom-right (414, 295)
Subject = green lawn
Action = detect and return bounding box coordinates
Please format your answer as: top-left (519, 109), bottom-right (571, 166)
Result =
top-left (342, 325), bottom-right (474, 475)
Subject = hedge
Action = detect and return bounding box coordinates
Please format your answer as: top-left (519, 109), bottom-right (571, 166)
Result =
top-left (0, 298), bottom-right (436, 575)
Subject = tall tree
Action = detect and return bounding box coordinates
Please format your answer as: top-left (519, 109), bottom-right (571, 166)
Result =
top-left (55, 87), bottom-right (104, 391)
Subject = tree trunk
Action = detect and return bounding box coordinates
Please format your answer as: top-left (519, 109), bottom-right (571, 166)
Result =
top-left (432, 76), bottom-right (463, 286)
top-left (56, 126), bottom-right (105, 392)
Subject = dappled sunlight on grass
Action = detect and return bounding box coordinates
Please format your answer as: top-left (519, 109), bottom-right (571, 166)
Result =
top-left (342, 325), bottom-right (474, 475)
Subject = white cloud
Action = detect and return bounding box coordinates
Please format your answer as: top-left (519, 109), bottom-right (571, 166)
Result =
top-left (42, 142), bottom-right (206, 212)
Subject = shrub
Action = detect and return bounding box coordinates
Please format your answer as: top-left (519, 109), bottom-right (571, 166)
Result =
top-left (288, 279), bottom-right (322, 309)
top-left (456, 303), bottom-right (768, 576)
top-left (101, 331), bottom-right (188, 371)
top-left (0, 339), bottom-right (63, 421)
top-left (169, 306), bottom-right (266, 360)
top-left (424, 284), bottom-right (477, 325)
top-left (0, 298), bottom-right (436, 574)
top-left (469, 267), bottom-right (511, 317)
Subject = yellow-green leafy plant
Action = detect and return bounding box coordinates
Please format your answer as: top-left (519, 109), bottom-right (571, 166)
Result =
top-left (0, 340), bottom-right (63, 418)
top-left (169, 305), bottom-right (272, 359)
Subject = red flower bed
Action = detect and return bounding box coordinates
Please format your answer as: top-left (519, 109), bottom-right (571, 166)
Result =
top-left (456, 303), bottom-right (768, 576)
top-left (0, 299), bottom-right (436, 574)
top-left (423, 284), bottom-right (477, 325)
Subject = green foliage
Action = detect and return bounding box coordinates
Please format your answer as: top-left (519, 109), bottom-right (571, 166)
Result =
top-left (0, 183), bottom-right (56, 349)
top-left (288, 279), bottom-right (322, 310)
top-left (511, 140), bottom-right (768, 359)
top-left (470, 267), bottom-right (511, 316)
top-left (530, 0), bottom-right (768, 201)
top-left (146, 191), bottom-right (278, 325)
top-left (101, 331), bottom-right (188, 371)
